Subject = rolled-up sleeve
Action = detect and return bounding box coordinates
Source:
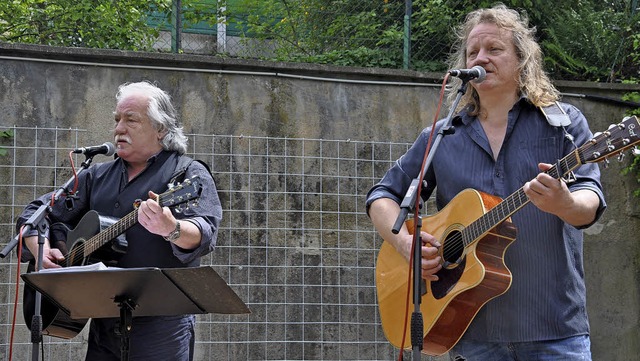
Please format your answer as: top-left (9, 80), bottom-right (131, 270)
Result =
top-left (169, 161), bottom-right (223, 264)
top-left (559, 104), bottom-right (607, 228)
top-left (365, 128), bottom-right (437, 216)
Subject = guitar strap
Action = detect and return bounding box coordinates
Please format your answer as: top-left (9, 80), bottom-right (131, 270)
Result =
top-left (169, 155), bottom-right (213, 186)
top-left (539, 101), bottom-right (578, 183)
top-left (539, 101), bottom-right (571, 127)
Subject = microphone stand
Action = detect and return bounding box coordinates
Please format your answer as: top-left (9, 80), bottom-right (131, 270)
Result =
top-left (1, 154), bottom-right (98, 361)
top-left (27, 206), bottom-right (50, 361)
top-left (391, 78), bottom-right (472, 360)
top-left (1, 154), bottom-right (97, 258)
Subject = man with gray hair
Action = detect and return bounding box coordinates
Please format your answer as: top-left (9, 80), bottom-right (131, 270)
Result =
top-left (17, 81), bottom-right (222, 360)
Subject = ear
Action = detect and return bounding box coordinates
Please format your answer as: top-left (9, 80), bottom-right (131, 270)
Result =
top-left (158, 129), bottom-right (167, 141)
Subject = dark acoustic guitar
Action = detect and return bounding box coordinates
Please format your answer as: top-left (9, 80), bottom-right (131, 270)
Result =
top-left (375, 116), bottom-right (640, 355)
top-left (22, 176), bottom-right (203, 339)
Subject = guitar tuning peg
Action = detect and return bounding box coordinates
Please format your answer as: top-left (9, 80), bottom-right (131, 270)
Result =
top-left (617, 152), bottom-right (625, 162)
top-left (602, 158), bottom-right (610, 168)
top-left (632, 146), bottom-right (640, 156)
top-left (608, 123), bottom-right (618, 130)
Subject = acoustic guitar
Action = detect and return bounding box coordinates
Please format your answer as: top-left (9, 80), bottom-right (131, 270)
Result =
top-left (375, 116), bottom-right (640, 355)
top-left (22, 176), bottom-right (203, 339)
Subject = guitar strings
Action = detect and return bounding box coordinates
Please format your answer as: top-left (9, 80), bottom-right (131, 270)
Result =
top-left (57, 178), bottom-right (202, 267)
top-left (61, 197), bottom-right (156, 266)
top-left (439, 148), bottom-right (583, 263)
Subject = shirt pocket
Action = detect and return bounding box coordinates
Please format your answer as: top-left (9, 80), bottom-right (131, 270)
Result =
top-left (514, 136), bottom-right (559, 185)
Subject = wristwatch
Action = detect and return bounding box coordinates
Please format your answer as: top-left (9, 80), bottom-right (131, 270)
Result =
top-left (164, 221), bottom-right (181, 242)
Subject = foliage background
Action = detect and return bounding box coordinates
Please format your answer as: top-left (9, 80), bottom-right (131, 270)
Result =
top-left (1, 0), bottom-right (638, 81)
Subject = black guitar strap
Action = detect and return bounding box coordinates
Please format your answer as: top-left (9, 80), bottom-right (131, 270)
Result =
top-left (169, 155), bottom-right (213, 186)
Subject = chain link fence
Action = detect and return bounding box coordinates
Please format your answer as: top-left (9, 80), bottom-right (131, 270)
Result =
top-left (145, 0), bottom-right (638, 78)
top-left (0, 125), bottom-right (453, 360)
top-left (149, 0), bottom-right (465, 72)
top-left (1, 1), bottom-right (637, 78)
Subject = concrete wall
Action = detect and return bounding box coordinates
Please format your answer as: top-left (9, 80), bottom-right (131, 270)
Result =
top-left (0, 43), bottom-right (638, 360)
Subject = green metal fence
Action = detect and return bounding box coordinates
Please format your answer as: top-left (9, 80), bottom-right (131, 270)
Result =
top-left (1, 1), bottom-right (638, 78)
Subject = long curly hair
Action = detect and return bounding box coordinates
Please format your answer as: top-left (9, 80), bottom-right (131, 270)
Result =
top-left (447, 4), bottom-right (559, 115)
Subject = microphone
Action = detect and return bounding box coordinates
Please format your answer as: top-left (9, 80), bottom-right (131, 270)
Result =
top-left (72, 142), bottom-right (116, 157)
top-left (448, 66), bottom-right (486, 82)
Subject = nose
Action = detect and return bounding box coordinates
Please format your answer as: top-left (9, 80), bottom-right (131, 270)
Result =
top-left (114, 119), bottom-right (126, 134)
top-left (473, 49), bottom-right (490, 65)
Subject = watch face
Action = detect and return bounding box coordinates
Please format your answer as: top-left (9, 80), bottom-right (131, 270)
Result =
top-left (165, 221), bottom-right (180, 241)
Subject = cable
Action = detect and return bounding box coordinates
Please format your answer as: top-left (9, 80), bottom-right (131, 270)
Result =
top-left (8, 151), bottom-right (79, 360)
top-left (8, 225), bottom-right (25, 361)
top-left (397, 73), bottom-right (450, 360)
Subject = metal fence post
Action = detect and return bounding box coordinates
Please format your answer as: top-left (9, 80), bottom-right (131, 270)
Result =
top-left (171, 0), bottom-right (182, 53)
top-left (403, 0), bottom-right (412, 69)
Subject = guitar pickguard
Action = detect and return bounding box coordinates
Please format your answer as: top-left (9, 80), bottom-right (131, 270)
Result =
top-left (431, 226), bottom-right (467, 299)
top-left (432, 257), bottom-right (466, 300)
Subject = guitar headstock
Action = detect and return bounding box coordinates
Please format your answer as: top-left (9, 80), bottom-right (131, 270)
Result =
top-left (158, 176), bottom-right (203, 211)
top-left (580, 116), bottom-right (640, 164)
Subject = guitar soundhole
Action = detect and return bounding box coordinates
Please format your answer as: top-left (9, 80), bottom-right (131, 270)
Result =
top-left (66, 240), bottom-right (87, 267)
top-left (431, 229), bottom-right (466, 300)
top-left (441, 229), bottom-right (464, 268)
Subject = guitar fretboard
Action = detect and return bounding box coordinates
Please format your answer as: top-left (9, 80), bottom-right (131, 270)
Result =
top-left (463, 146), bottom-right (584, 246)
top-left (83, 210), bottom-right (139, 256)
top-left (64, 192), bottom-right (173, 265)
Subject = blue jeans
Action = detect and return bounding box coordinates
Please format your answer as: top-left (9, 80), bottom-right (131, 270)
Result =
top-left (450, 335), bottom-right (591, 361)
top-left (85, 315), bottom-right (195, 361)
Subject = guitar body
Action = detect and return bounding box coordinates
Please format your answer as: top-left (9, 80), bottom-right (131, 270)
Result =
top-left (22, 264), bottom-right (88, 339)
top-left (376, 188), bottom-right (517, 355)
top-left (22, 210), bottom-right (127, 339)
top-left (62, 210), bottom-right (127, 267)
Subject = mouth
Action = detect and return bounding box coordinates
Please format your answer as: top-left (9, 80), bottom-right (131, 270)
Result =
top-left (115, 138), bottom-right (131, 148)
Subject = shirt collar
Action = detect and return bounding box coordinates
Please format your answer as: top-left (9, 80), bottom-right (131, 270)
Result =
top-left (457, 95), bottom-right (532, 126)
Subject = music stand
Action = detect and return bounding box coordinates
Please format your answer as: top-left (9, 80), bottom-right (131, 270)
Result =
top-left (22, 266), bottom-right (250, 360)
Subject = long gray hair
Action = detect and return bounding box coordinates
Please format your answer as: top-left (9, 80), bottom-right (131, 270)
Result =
top-left (116, 81), bottom-right (188, 155)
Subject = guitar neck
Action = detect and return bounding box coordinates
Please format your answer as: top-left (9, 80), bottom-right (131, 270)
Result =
top-left (63, 175), bottom-right (203, 262)
top-left (464, 148), bottom-right (583, 246)
top-left (82, 209), bottom-right (139, 257)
